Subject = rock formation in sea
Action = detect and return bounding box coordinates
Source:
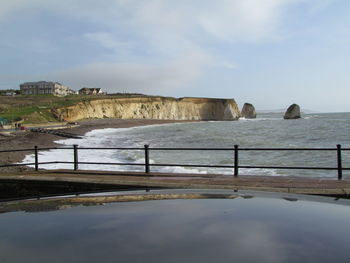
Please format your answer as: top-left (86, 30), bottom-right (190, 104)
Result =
top-left (52, 97), bottom-right (241, 122)
top-left (284, 104), bottom-right (301, 119)
top-left (241, 103), bottom-right (257, 119)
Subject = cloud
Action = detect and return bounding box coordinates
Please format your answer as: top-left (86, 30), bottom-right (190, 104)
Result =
top-left (214, 61), bottom-right (239, 69)
top-left (83, 32), bottom-right (136, 58)
top-left (0, 0), bottom-right (337, 94)
top-left (0, 0), bottom-right (34, 19)
top-left (197, 0), bottom-right (283, 42)
top-left (46, 51), bottom-right (210, 93)
top-left (1, 0), bottom-right (317, 41)
top-left (1, 0), bottom-right (336, 47)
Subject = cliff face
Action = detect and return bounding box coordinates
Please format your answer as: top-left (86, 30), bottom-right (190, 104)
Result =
top-left (241, 103), bottom-right (257, 119)
top-left (53, 97), bottom-right (241, 122)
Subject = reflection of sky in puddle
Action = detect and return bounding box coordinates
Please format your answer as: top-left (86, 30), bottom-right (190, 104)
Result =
top-left (1, 196), bottom-right (350, 262)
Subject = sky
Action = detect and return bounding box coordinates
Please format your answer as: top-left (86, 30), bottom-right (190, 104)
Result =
top-left (1, 0), bottom-right (350, 112)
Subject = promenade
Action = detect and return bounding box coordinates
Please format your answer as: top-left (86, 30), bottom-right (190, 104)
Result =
top-left (1, 169), bottom-right (350, 197)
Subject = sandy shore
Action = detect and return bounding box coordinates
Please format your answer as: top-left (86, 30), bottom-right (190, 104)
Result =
top-left (0, 119), bottom-right (195, 173)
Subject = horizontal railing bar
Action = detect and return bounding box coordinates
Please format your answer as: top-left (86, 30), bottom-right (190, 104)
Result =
top-left (38, 147), bottom-right (80, 150)
top-left (150, 163), bottom-right (234, 168)
top-left (0, 161), bottom-right (60, 167)
top-left (3, 162), bottom-right (349, 171)
top-left (52, 161), bottom-right (74, 164)
top-left (0, 149), bottom-right (35, 153)
top-left (10, 161), bottom-right (350, 171)
top-left (61, 162), bottom-right (234, 169)
top-left (77, 162), bottom-right (145, 166)
top-left (153, 147), bottom-right (350, 151)
top-left (0, 162), bottom-right (36, 167)
top-left (2, 147), bottom-right (350, 152)
top-left (35, 161), bottom-right (59, 165)
top-left (151, 148), bottom-right (350, 151)
top-left (36, 147), bottom-right (62, 151)
top-left (149, 148), bottom-right (236, 151)
top-left (77, 147), bottom-right (145, 150)
top-left (238, 148), bottom-right (337, 151)
top-left (2, 162), bottom-right (349, 171)
top-left (28, 161), bottom-right (60, 165)
top-left (55, 162), bottom-right (350, 171)
top-left (238, 165), bottom-right (338, 170)
top-left (0, 147), bottom-right (71, 152)
top-left (47, 147), bottom-right (350, 151)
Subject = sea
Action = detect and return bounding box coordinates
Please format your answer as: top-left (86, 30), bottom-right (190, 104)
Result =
top-left (22, 112), bottom-right (350, 178)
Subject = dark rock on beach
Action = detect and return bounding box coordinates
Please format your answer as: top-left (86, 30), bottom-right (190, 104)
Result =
top-left (284, 104), bottom-right (301, 119)
top-left (241, 103), bottom-right (257, 119)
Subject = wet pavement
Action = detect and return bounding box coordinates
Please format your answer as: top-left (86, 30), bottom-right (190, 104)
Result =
top-left (1, 169), bottom-right (350, 196)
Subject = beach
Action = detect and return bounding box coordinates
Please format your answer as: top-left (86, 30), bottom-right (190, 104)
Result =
top-left (0, 119), bottom-right (194, 173)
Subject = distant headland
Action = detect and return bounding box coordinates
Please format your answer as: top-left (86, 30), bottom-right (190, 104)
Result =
top-left (0, 80), bottom-right (309, 126)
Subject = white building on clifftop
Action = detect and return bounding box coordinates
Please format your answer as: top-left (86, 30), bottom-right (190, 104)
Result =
top-left (20, 81), bottom-right (70, 96)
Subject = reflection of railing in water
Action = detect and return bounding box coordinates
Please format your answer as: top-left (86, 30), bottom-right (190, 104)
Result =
top-left (0, 144), bottom-right (349, 180)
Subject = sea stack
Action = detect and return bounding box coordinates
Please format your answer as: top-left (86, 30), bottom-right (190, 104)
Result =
top-left (284, 104), bottom-right (301, 119)
top-left (241, 103), bottom-right (257, 119)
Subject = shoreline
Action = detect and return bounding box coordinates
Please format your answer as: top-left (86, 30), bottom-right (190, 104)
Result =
top-left (0, 119), bottom-right (196, 173)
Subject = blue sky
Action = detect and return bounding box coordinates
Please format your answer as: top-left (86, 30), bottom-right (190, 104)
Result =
top-left (1, 0), bottom-right (350, 112)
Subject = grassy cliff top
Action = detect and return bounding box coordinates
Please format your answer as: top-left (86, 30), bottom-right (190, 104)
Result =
top-left (0, 93), bottom-right (158, 123)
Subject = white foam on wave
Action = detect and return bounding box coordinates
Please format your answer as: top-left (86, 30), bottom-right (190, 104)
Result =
top-left (303, 115), bottom-right (321, 120)
top-left (21, 127), bottom-right (125, 170)
top-left (239, 117), bottom-right (281, 122)
top-left (156, 166), bottom-right (207, 174)
top-left (241, 167), bottom-right (280, 176)
top-left (21, 149), bottom-right (281, 176)
top-left (20, 122), bottom-right (202, 173)
top-left (85, 122), bottom-right (200, 136)
top-left (20, 121), bottom-right (282, 176)
top-left (21, 147), bottom-right (125, 171)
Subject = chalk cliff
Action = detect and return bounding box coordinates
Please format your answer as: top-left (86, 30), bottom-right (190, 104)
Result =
top-left (52, 97), bottom-right (241, 122)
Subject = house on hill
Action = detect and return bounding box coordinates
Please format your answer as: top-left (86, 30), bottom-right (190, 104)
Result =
top-left (20, 81), bottom-right (70, 96)
top-left (78, 87), bottom-right (105, 95)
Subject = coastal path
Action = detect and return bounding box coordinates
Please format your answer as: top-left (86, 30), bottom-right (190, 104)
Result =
top-left (1, 169), bottom-right (350, 198)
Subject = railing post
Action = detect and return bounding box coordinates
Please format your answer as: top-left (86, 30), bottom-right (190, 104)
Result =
top-left (234, 144), bottom-right (239, 177)
top-left (34, 146), bottom-right (39, 171)
top-left (337, 144), bottom-right (342, 180)
top-left (144, 144), bottom-right (150, 173)
top-left (73, 144), bottom-right (79, 171)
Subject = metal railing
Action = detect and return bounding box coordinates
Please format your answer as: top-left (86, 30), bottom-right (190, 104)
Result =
top-left (0, 144), bottom-right (349, 180)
